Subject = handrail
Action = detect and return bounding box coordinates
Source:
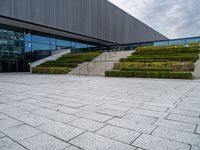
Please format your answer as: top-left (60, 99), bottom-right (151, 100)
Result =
top-left (78, 48), bottom-right (121, 75)
top-left (78, 52), bottom-right (109, 75)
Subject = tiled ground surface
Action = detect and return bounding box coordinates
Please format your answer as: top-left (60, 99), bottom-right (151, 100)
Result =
top-left (0, 73), bottom-right (200, 150)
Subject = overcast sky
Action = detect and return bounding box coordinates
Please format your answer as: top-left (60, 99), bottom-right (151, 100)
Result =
top-left (108, 0), bottom-right (200, 39)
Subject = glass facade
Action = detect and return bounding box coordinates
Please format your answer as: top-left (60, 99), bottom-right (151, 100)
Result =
top-left (0, 27), bottom-right (24, 56)
top-left (0, 24), bottom-right (98, 58)
top-left (0, 24), bottom-right (99, 72)
top-left (154, 37), bottom-right (200, 46)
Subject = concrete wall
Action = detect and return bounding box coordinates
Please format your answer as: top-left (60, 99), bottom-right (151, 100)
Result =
top-left (0, 0), bottom-right (167, 44)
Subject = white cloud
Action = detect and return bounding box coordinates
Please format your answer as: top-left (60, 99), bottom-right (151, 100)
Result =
top-left (108, 0), bottom-right (200, 39)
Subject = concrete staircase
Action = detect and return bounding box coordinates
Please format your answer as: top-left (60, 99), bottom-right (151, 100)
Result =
top-left (30, 49), bottom-right (71, 72)
top-left (193, 54), bottom-right (200, 79)
top-left (68, 50), bottom-right (133, 76)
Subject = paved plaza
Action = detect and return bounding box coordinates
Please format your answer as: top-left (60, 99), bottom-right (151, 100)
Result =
top-left (0, 73), bottom-right (200, 150)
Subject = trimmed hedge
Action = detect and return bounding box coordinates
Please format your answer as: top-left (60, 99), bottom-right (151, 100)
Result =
top-left (121, 68), bottom-right (173, 72)
top-left (134, 48), bottom-right (199, 55)
top-left (32, 67), bottom-right (71, 74)
top-left (118, 62), bottom-right (195, 71)
top-left (120, 54), bottom-right (198, 62)
top-left (136, 45), bottom-right (184, 51)
top-left (59, 53), bottom-right (100, 61)
top-left (38, 61), bottom-right (78, 68)
top-left (135, 44), bottom-right (199, 51)
top-left (105, 70), bottom-right (192, 79)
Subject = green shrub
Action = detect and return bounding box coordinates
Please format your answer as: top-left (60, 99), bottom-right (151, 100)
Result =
top-left (105, 70), bottom-right (192, 79)
top-left (121, 68), bottom-right (173, 72)
top-left (105, 70), bottom-right (133, 77)
top-left (119, 62), bottom-right (195, 71)
top-left (134, 47), bottom-right (199, 55)
top-left (135, 44), bottom-right (184, 52)
top-left (189, 42), bottom-right (200, 47)
top-left (57, 52), bottom-right (100, 63)
top-left (32, 67), bottom-right (71, 74)
top-left (120, 54), bottom-right (198, 62)
top-left (37, 52), bottom-right (101, 71)
top-left (38, 61), bottom-right (78, 68)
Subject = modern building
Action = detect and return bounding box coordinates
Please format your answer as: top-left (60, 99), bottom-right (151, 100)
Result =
top-left (0, 0), bottom-right (168, 72)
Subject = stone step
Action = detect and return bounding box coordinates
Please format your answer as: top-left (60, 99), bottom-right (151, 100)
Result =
top-left (69, 50), bottom-right (133, 76)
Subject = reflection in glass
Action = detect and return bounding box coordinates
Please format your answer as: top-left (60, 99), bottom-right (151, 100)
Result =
top-left (154, 41), bottom-right (169, 46)
top-left (32, 35), bottom-right (51, 44)
top-left (187, 38), bottom-right (200, 44)
top-left (32, 43), bottom-right (51, 51)
top-left (0, 24), bottom-right (99, 57)
top-left (75, 42), bottom-right (88, 49)
top-left (169, 40), bottom-right (186, 45)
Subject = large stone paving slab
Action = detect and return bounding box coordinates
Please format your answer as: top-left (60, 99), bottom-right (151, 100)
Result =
top-left (37, 121), bottom-right (85, 141)
top-left (132, 134), bottom-right (190, 150)
top-left (1, 74), bottom-right (200, 150)
top-left (2, 124), bottom-right (42, 141)
top-left (0, 137), bottom-right (27, 150)
top-left (96, 125), bottom-right (141, 144)
top-left (152, 127), bottom-right (200, 147)
top-left (70, 132), bottom-right (137, 150)
top-left (20, 133), bottom-right (70, 150)
top-left (0, 118), bottom-right (23, 130)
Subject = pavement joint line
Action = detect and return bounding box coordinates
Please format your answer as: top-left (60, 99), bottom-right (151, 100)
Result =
top-left (152, 132), bottom-right (195, 148)
top-left (130, 133), bottom-right (143, 145)
top-left (164, 113), bottom-right (170, 119)
top-left (105, 121), bottom-right (153, 134)
top-left (194, 124), bottom-right (198, 133)
top-left (67, 131), bottom-right (87, 143)
top-left (0, 133), bottom-right (30, 150)
top-left (165, 114), bottom-right (200, 124)
top-left (149, 125), bottom-right (158, 135)
top-left (94, 129), bottom-right (140, 147)
top-left (93, 124), bottom-right (108, 133)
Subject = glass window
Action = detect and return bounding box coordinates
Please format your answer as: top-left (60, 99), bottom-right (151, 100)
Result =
top-left (32, 35), bottom-right (51, 44)
top-left (71, 41), bottom-right (76, 48)
top-left (0, 25), bottom-right (24, 56)
top-left (169, 39), bottom-right (186, 45)
top-left (51, 37), bottom-right (56, 45)
top-left (75, 42), bottom-right (88, 49)
top-left (32, 43), bottom-right (51, 51)
top-left (154, 41), bottom-right (169, 46)
top-left (56, 38), bottom-right (72, 48)
top-left (186, 38), bottom-right (200, 44)
top-left (25, 42), bottom-right (32, 52)
top-left (25, 33), bottom-right (32, 42)
top-left (87, 44), bottom-right (96, 48)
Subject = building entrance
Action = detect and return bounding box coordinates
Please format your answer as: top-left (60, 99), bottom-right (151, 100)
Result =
top-left (0, 59), bottom-right (30, 73)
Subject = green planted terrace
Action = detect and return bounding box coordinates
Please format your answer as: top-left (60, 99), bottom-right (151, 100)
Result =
top-left (32, 51), bottom-right (101, 74)
top-left (105, 43), bottom-right (200, 79)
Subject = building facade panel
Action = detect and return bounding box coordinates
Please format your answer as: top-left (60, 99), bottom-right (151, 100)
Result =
top-left (55, 0), bottom-right (65, 29)
top-left (13, 0), bottom-right (28, 21)
top-left (0, 0), bottom-right (167, 44)
top-left (43, 0), bottom-right (55, 27)
top-left (29, 0), bottom-right (43, 24)
top-left (0, 0), bottom-right (12, 17)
